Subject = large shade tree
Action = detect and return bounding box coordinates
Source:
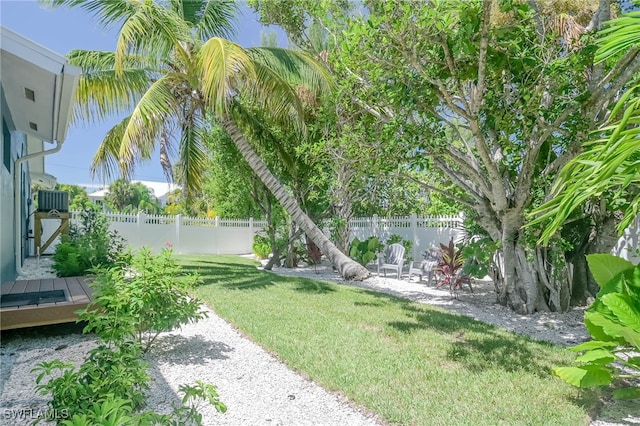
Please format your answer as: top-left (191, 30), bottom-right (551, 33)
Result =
top-left (345, 0), bottom-right (639, 313)
top-left (44, 0), bottom-right (369, 279)
top-left (253, 0), bottom-right (640, 313)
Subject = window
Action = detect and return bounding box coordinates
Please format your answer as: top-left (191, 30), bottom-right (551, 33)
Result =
top-left (3, 118), bottom-right (11, 172)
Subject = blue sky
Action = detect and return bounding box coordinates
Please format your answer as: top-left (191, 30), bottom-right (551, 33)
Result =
top-left (1, 1), bottom-right (286, 187)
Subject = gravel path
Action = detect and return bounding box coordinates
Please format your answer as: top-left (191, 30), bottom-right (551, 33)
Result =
top-left (1, 257), bottom-right (638, 425)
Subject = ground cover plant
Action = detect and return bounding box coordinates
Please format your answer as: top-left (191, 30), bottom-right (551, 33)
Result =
top-left (179, 254), bottom-right (599, 425)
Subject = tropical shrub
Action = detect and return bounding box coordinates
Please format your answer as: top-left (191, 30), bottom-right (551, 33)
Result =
top-left (461, 236), bottom-right (500, 279)
top-left (553, 254), bottom-right (640, 400)
top-left (81, 248), bottom-right (207, 353)
top-left (33, 248), bottom-right (224, 424)
top-left (434, 239), bottom-right (469, 296)
top-left (52, 209), bottom-right (126, 277)
top-left (349, 237), bottom-right (383, 266)
top-left (33, 342), bottom-right (150, 422)
top-left (252, 234), bottom-right (272, 259)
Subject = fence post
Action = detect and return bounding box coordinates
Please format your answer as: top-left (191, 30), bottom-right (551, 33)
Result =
top-left (249, 217), bottom-right (254, 254)
top-left (175, 214), bottom-right (181, 253)
top-left (215, 216), bottom-right (220, 227)
top-left (137, 212), bottom-right (145, 249)
top-left (372, 214), bottom-right (379, 238)
top-left (411, 213), bottom-right (418, 260)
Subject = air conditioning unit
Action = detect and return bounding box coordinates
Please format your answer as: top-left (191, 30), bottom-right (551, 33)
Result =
top-left (37, 190), bottom-right (69, 213)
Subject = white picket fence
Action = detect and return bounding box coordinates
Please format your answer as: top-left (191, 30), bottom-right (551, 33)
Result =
top-left (37, 212), bottom-right (464, 257)
top-left (84, 212), bottom-right (268, 255)
top-left (348, 214), bottom-right (466, 259)
top-left (37, 211), bottom-right (638, 264)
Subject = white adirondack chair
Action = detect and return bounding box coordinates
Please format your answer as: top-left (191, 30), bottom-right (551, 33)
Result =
top-left (408, 248), bottom-right (441, 285)
top-left (377, 243), bottom-right (405, 279)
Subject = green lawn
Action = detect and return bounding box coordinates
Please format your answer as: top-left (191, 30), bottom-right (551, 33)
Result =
top-left (179, 255), bottom-right (598, 425)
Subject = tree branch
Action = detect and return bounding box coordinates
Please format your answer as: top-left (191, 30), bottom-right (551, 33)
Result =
top-left (400, 172), bottom-right (477, 208)
top-left (471, 0), bottom-right (492, 116)
top-left (439, 145), bottom-right (492, 196)
top-left (433, 158), bottom-right (487, 202)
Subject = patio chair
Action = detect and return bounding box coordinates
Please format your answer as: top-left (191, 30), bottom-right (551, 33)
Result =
top-left (377, 243), bottom-right (405, 279)
top-left (408, 248), bottom-right (440, 285)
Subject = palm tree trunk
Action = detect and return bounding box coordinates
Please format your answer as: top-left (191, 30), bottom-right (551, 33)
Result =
top-left (221, 117), bottom-right (370, 280)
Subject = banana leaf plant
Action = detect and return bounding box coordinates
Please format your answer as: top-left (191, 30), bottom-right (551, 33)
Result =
top-left (553, 254), bottom-right (640, 400)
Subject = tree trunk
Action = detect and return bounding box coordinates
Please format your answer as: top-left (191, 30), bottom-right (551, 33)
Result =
top-left (567, 211), bottom-right (620, 304)
top-left (262, 193), bottom-right (281, 271)
top-left (496, 238), bottom-right (563, 314)
top-left (222, 117), bottom-right (370, 280)
top-left (495, 211), bottom-right (562, 314)
top-left (332, 162), bottom-right (355, 254)
top-left (285, 218), bottom-right (298, 268)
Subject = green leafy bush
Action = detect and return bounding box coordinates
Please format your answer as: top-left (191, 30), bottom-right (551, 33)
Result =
top-left (52, 209), bottom-right (126, 277)
top-left (553, 254), bottom-right (640, 400)
top-left (82, 248), bottom-right (207, 352)
top-left (349, 237), bottom-right (383, 266)
top-left (52, 242), bottom-right (82, 277)
top-left (461, 237), bottom-right (499, 278)
top-left (33, 342), bottom-right (150, 422)
top-left (252, 234), bottom-right (272, 259)
top-left (33, 248), bottom-right (224, 424)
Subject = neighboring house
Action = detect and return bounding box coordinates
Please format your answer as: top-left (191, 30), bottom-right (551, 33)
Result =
top-left (0, 26), bottom-right (79, 282)
top-left (88, 180), bottom-right (181, 210)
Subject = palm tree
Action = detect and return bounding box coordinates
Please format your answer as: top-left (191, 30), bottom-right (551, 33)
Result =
top-left (43, 0), bottom-right (369, 280)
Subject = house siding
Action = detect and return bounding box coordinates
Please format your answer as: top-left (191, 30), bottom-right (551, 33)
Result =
top-left (0, 117), bottom-right (28, 283)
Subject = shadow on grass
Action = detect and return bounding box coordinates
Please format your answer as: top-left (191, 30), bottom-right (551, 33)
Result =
top-left (180, 260), bottom-right (278, 290)
top-left (180, 259), bottom-right (568, 375)
top-left (355, 288), bottom-right (558, 377)
top-left (180, 257), bottom-right (336, 294)
top-left (293, 278), bottom-right (336, 294)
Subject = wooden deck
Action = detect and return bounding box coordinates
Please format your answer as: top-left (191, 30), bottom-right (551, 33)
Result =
top-left (0, 277), bottom-right (93, 331)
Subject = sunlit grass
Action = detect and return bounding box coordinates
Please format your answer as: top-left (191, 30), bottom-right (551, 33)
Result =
top-left (179, 255), bottom-right (598, 425)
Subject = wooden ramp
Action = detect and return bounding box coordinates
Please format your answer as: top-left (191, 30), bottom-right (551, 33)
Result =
top-left (0, 277), bottom-right (92, 331)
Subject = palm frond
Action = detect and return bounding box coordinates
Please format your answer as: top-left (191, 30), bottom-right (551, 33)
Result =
top-left (90, 116), bottom-right (131, 182)
top-left (595, 11), bottom-right (640, 62)
top-left (39, 0), bottom-right (138, 29)
top-left (175, 112), bottom-right (208, 197)
top-left (242, 60), bottom-right (306, 132)
top-left (544, 13), bottom-right (585, 50)
top-left (531, 9), bottom-right (640, 241)
top-left (114, 2), bottom-right (191, 73)
top-left (198, 37), bottom-right (256, 114)
top-left (168, 0), bottom-right (237, 40)
top-left (229, 102), bottom-right (298, 176)
top-left (117, 74), bottom-right (181, 177)
top-left (160, 128), bottom-right (175, 183)
top-left (67, 49), bottom-right (152, 123)
top-left (247, 47), bottom-right (334, 97)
